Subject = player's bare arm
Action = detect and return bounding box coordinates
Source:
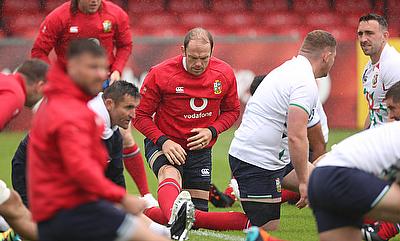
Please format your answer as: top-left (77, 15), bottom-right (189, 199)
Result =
top-left (187, 128), bottom-right (212, 150)
top-left (287, 105), bottom-right (309, 209)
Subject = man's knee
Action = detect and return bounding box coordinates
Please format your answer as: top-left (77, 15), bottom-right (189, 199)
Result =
top-left (158, 165), bottom-right (182, 184)
top-left (260, 220), bottom-right (280, 231)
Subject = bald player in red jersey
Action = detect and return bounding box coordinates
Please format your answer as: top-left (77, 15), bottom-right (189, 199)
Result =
top-left (133, 28), bottom-right (252, 232)
top-left (31, 0), bottom-right (153, 201)
top-left (0, 59), bottom-right (47, 241)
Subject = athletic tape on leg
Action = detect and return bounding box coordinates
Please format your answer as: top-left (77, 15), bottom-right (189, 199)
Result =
top-left (0, 180), bottom-right (11, 206)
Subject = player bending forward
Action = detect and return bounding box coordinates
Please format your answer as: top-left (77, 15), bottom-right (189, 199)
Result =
top-left (0, 59), bottom-right (48, 241)
top-left (27, 39), bottom-right (180, 241)
top-left (308, 96), bottom-right (400, 241)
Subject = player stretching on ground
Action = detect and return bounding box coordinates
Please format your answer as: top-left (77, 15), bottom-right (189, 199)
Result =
top-left (28, 39), bottom-right (173, 241)
top-left (133, 28), bottom-right (260, 235)
top-left (308, 82), bottom-right (400, 241)
top-left (31, 0), bottom-right (154, 202)
top-left (229, 30), bottom-right (336, 232)
top-left (210, 74), bottom-right (329, 208)
top-left (0, 59), bottom-right (48, 241)
top-left (357, 13), bottom-right (400, 241)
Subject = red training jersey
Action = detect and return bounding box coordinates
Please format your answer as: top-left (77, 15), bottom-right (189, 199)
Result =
top-left (133, 55), bottom-right (240, 149)
top-left (31, 0), bottom-right (132, 74)
top-left (28, 62), bottom-right (125, 222)
top-left (0, 73), bottom-right (26, 130)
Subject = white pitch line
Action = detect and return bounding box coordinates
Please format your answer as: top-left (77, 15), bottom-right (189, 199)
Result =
top-left (192, 230), bottom-right (244, 241)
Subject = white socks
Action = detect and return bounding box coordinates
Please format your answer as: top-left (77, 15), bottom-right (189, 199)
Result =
top-left (149, 222), bottom-right (170, 237)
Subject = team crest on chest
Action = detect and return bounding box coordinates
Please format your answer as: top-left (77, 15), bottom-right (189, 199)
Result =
top-left (372, 72), bottom-right (379, 88)
top-left (213, 79), bottom-right (222, 94)
top-left (102, 20), bottom-right (112, 33)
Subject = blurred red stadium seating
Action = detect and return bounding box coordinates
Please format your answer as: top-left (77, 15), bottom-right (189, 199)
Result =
top-left (305, 12), bottom-right (343, 29)
top-left (334, 0), bottom-right (372, 15)
top-left (169, 0), bottom-right (206, 13)
top-left (251, 0), bottom-right (288, 12)
top-left (180, 13), bottom-right (219, 29)
top-left (128, 0), bottom-right (164, 14)
top-left (211, 0), bottom-right (248, 13)
top-left (1, 0), bottom-right (399, 39)
top-left (293, 0), bottom-right (331, 13)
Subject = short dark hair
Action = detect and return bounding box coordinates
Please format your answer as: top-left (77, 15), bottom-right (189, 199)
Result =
top-left (300, 30), bottom-right (337, 55)
top-left (103, 80), bottom-right (140, 104)
top-left (16, 59), bottom-right (48, 84)
top-left (359, 13), bottom-right (388, 31)
top-left (67, 39), bottom-right (106, 60)
top-left (250, 74), bottom-right (267, 96)
top-left (385, 81), bottom-right (400, 103)
top-left (184, 27), bottom-right (214, 51)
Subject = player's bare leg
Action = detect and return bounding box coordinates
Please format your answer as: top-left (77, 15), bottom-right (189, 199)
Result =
top-left (0, 183), bottom-right (37, 241)
top-left (127, 219), bottom-right (170, 241)
top-left (365, 183), bottom-right (400, 222)
top-left (282, 162), bottom-right (314, 193)
top-left (319, 226), bottom-right (361, 241)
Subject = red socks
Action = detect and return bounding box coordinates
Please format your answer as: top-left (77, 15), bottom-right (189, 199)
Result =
top-left (123, 144), bottom-right (150, 196)
top-left (144, 207), bottom-right (168, 225)
top-left (194, 210), bottom-right (250, 231)
top-left (158, 178), bottom-right (181, 220)
top-left (376, 221), bottom-right (399, 240)
top-left (281, 189), bottom-right (300, 203)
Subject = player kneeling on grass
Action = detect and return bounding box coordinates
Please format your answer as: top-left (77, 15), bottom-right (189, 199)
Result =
top-left (27, 39), bottom-right (188, 241)
top-left (0, 59), bottom-right (48, 241)
top-left (308, 82), bottom-right (400, 241)
top-left (229, 30), bottom-right (336, 232)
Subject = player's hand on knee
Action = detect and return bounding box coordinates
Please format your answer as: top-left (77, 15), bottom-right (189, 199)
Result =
top-left (296, 182), bottom-right (308, 209)
top-left (187, 128), bottom-right (212, 150)
top-left (162, 140), bottom-right (187, 165)
top-left (121, 194), bottom-right (147, 215)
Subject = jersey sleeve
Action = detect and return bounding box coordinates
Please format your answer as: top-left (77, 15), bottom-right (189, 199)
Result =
top-left (31, 12), bottom-right (63, 63)
top-left (0, 90), bottom-right (22, 130)
top-left (289, 78), bottom-right (317, 117)
top-left (382, 58), bottom-right (400, 90)
top-left (210, 70), bottom-right (241, 135)
top-left (111, 10), bottom-right (132, 74)
top-left (57, 120), bottom-right (126, 202)
top-left (132, 69), bottom-right (166, 145)
top-left (307, 99), bottom-right (322, 128)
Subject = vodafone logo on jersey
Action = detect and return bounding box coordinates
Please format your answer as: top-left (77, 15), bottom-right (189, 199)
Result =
top-left (184, 98), bottom-right (212, 119)
top-left (190, 98), bottom-right (208, 111)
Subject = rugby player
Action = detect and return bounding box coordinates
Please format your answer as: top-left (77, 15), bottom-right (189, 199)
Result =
top-left (0, 59), bottom-right (48, 241)
top-left (308, 83), bottom-right (400, 241)
top-left (229, 30), bottom-right (336, 231)
top-left (27, 39), bottom-right (171, 241)
top-left (358, 13), bottom-right (400, 240)
top-left (133, 28), bottom-right (252, 232)
top-left (31, 0), bottom-right (154, 202)
top-left (210, 73), bottom-right (329, 208)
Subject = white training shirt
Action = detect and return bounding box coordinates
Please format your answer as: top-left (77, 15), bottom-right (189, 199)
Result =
top-left (362, 44), bottom-right (400, 128)
top-left (279, 99), bottom-right (329, 162)
top-left (229, 55), bottom-right (319, 170)
top-left (88, 92), bottom-right (118, 140)
top-left (317, 121), bottom-right (400, 181)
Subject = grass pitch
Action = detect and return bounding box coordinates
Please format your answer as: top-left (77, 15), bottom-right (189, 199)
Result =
top-left (1, 129), bottom-right (399, 241)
